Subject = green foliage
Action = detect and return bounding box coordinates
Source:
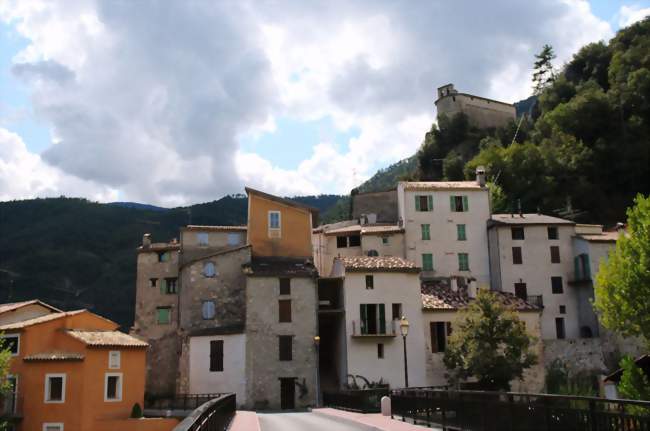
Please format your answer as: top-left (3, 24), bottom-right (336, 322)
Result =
top-left (618, 356), bottom-right (650, 401)
top-left (443, 290), bottom-right (537, 391)
top-left (130, 402), bottom-right (143, 418)
top-left (356, 156), bottom-right (418, 193)
top-left (594, 194), bottom-right (650, 342)
top-left (533, 44), bottom-right (557, 95)
top-left (0, 338), bottom-right (12, 430)
top-left (545, 359), bottom-right (598, 396)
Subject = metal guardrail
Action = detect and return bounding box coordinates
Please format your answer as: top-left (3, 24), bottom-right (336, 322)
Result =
top-left (172, 393), bottom-right (236, 431)
top-left (391, 388), bottom-right (650, 431)
top-left (351, 320), bottom-right (397, 336)
top-left (146, 393), bottom-right (226, 411)
top-left (323, 388), bottom-right (390, 413)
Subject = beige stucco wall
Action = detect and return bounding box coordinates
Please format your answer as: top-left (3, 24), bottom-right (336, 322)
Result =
top-left (180, 229), bottom-right (247, 249)
top-left (0, 304), bottom-right (55, 325)
top-left (343, 271), bottom-right (427, 389)
top-left (397, 184), bottom-right (491, 287)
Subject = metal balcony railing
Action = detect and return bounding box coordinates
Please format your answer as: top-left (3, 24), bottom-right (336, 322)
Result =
top-left (526, 295), bottom-right (544, 308)
top-left (351, 319), bottom-right (397, 337)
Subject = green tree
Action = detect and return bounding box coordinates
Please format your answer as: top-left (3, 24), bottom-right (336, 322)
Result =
top-left (443, 290), bottom-right (537, 391)
top-left (594, 194), bottom-right (650, 342)
top-left (0, 339), bottom-right (13, 430)
top-left (618, 356), bottom-right (650, 401)
top-left (533, 44), bottom-right (557, 95)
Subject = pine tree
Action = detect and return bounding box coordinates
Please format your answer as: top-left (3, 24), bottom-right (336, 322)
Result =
top-left (533, 44), bottom-right (557, 95)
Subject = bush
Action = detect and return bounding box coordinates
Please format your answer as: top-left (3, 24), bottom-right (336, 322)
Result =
top-left (130, 403), bottom-right (143, 419)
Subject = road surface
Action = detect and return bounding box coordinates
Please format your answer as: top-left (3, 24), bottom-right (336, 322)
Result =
top-left (258, 412), bottom-right (368, 431)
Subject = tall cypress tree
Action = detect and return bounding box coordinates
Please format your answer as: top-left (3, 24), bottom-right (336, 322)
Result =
top-left (533, 44), bottom-right (557, 95)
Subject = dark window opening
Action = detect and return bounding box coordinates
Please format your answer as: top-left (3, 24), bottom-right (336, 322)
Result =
top-left (163, 277), bottom-right (178, 294)
top-left (149, 278), bottom-right (157, 288)
top-left (548, 227), bottom-right (559, 240)
top-left (106, 375), bottom-right (119, 399)
top-left (512, 247), bottom-right (523, 264)
top-left (279, 336), bottom-right (293, 361)
top-left (430, 322), bottom-right (451, 353)
top-left (360, 304), bottom-right (386, 335)
top-left (550, 246), bottom-right (561, 263)
top-left (555, 318), bottom-right (566, 339)
top-left (377, 343), bottom-right (384, 359)
top-left (365, 275), bottom-right (374, 289)
top-left (551, 276), bottom-right (563, 294)
top-left (392, 303), bottom-right (402, 321)
top-left (348, 235), bottom-right (361, 247)
top-left (279, 300), bottom-right (292, 323)
top-left (580, 326), bottom-right (593, 338)
top-left (511, 227), bottom-right (525, 240)
top-left (279, 278), bottom-right (291, 295)
top-left (559, 305), bottom-right (566, 314)
top-left (2, 336), bottom-right (18, 355)
top-left (48, 376), bottom-right (63, 401)
top-left (336, 236), bottom-right (347, 248)
top-left (514, 283), bottom-right (527, 301)
top-left (451, 196), bottom-right (467, 212)
top-left (210, 340), bottom-right (224, 371)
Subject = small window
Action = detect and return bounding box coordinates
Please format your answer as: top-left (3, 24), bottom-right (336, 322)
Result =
top-left (450, 195), bottom-right (468, 212)
top-left (149, 278), bottom-right (157, 288)
top-left (348, 235), bottom-right (361, 247)
top-left (2, 335), bottom-right (19, 356)
top-left (279, 278), bottom-right (291, 295)
top-left (108, 351), bottom-right (121, 369)
top-left (559, 305), bottom-right (566, 314)
top-left (391, 303), bottom-right (402, 321)
top-left (44, 374), bottom-right (65, 403)
top-left (514, 282), bottom-right (527, 300)
top-left (551, 276), bottom-right (564, 294)
top-left (548, 227), bottom-right (559, 240)
top-left (269, 211), bottom-right (281, 229)
top-left (227, 232), bottom-right (241, 246)
top-left (422, 253), bottom-right (434, 271)
top-left (161, 278), bottom-right (178, 294)
top-left (365, 275), bottom-right (374, 289)
top-left (458, 253), bottom-right (469, 271)
top-left (550, 246), bottom-right (561, 263)
top-left (415, 195), bottom-right (433, 211)
top-left (511, 227), bottom-right (525, 240)
top-left (377, 343), bottom-right (384, 359)
top-left (158, 251), bottom-right (171, 262)
top-left (279, 300), bottom-right (292, 323)
top-left (202, 301), bottom-right (216, 319)
top-left (279, 336), bottom-right (293, 361)
top-left (430, 322), bottom-right (451, 353)
top-left (203, 261), bottom-right (216, 277)
top-left (381, 237), bottom-right (389, 245)
top-left (210, 340), bottom-right (224, 372)
top-left (555, 318), bottom-right (566, 339)
top-left (104, 373), bottom-right (123, 402)
top-left (421, 224), bottom-right (431, 240)
top-left (336, 236), bottom-right (347, 248)
top-left (197, 232), bottom-right (209, 246)
top-left (43, 424), bottom-right (64, 431)
top-left (457, 224), bottom-right (467, 241)
top-left (512, 247), bottom-right (523, 264)
top-left (156, 307), bottom-right (171, 325)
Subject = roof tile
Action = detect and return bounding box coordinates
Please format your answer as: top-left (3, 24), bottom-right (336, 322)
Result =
top-left (421, 281), bottom-right (541, 311)
top-left (337, 256), bottom-right (419, 273)
top-left (65, 330), bottom-right (148, 348)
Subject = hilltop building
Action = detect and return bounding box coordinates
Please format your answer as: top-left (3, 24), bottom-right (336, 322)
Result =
top-left (435, 83), bottom-right (516, 129)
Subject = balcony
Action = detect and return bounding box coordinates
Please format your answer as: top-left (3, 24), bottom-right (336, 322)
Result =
top-left (351, 320), bottom-right (397, 338)
top-left (526, 295), bottom-right (544, 308)
top-left (0, 392), bottom-right (23, 418)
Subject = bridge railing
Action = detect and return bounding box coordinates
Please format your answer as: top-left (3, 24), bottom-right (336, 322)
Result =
top-left (323, 388), bottom-right (390, 413)
top-left (146, 393), bottom-right (226, 411)
top-left (172, 393), bottom-right (236, 431)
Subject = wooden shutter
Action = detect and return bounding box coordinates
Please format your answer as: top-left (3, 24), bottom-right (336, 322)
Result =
top-left (430, 322), bottom-right (439, 353)
top-left (210, 340), bottom-right (224, 371)
top-left (512, 247), bottom-right (522, 264)
top-left (378, 304), bottom-right (386, 334)
top-left (415, 196), bottom-right (421, 211)
top-left (360, 304), bottom-right (368, 334)
top-left (450, 196), bottom-right (455, 211)
top-left (427, 195), bottom-right (433, 211)
top-left (462, 195), bottom-right (468, 211)
top-left (160, 278), bottom-right (167, 294)
top-left (279, 300), bottom-right (292, 323)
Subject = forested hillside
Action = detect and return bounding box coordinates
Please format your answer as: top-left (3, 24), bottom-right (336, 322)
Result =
top-left (0, 194), bottom-right (341, 328)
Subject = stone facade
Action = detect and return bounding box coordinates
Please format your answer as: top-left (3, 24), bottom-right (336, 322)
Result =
top-left (351, 189), bottom-right (399, 223)
top-left (435, 83), bottom-right (516, 129)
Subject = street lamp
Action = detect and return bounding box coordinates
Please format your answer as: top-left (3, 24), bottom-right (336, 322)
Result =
top-left (314, 335), bottom-right (321, 407)
top-left (399, 316), bottom-right (409, 388)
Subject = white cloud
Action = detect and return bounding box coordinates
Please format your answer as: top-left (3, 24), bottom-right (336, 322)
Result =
top-left (619, 5), bottom-right (650, 28)
top-left (0, 0), bottom-right (614, 204)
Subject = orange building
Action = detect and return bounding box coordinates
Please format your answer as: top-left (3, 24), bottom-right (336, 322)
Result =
top-left (0, 301), bottom-right (177, 431)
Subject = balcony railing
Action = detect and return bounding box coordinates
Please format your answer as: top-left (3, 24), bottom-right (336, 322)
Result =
top-left (0, 392), bottom-right (22, 417)
top-left (323, 388), bottom-right (390, 413)
top-left (146, 393), bottom-right (226, 411)
top-left (172, 393), bottom-right (236, 431)
top-left (351, 320), bottom-right (397, 337)
top-left (526, 295), bottom-right (544, 308)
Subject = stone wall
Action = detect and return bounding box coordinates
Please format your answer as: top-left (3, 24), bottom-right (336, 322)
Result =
top-left (352, 190), bottom-right (398, 223)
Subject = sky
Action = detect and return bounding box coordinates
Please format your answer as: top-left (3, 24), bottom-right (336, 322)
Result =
top-left (0, 0), bottom-right (649, 207)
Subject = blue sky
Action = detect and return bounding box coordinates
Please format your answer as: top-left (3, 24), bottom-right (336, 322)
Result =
top-left (0, 0), bottom-right (648, 205)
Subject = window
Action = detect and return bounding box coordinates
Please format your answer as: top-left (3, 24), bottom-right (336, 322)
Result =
top-left (382, 237), bottom-right (389, 245)
top-left (197, 232), bottom-right (209, 246)
top-left (104, 373), bottom-right (122, 402)
top-left (574, 254), bottom-right (592, 280)
top-left (511, 227), bottom-right (525, 240)
top-left (269, 211), bottom-right (281, 229)
top-left (457, 224), bottom-right (467, 241)
top-left (336, 236), bottom-right (347, 248)
top-left (422, 253), bottom-right (434, 271)
top-left (550, 246), bottom-right (561, 263)
top-left (209, 340), bottom-right (224, 372)
top-left (2, 335), bottom-right (19, 356)
top-left (149, 278), bottom-right (157, 288)
top-left (43, 424), bottom-right (64, 431)
top-left (158, 251), bottom-right (171, 262)
top-left (559, 305), bottom-right (566, 314)
top-left (279, 300), bottom-right (292, 323)
top-left (514, 282), bottom-right (527, 300)
top-left (108, 351), bottom-right (121, 369)
top-left (202, 301), bottom-right (216, 319)
top-left (548, 227), bottom-right (559, 240)
top-left (279, 278), bottom-right (291, 295)
top-left (161, 277), bottom-right (178, 294)
top-left (450, 195), bottom-right (468, 212)
top-left (415, 195), bottom-right (433, 211)
top-left (555, 318), bottom-right (566, 339)
top-left (156, 307), bottom-right (171, 325)
top-left (551, 276), bottom-right (564, 294)
top-left (348, 235), bottom-right (361, 247)
top-left (458, 253), bottom-right (469, 271)
top-left (391, 303), bottom-right (402, 321)
top-left (203, 261), bottom-right (216, 277)
top-left (44, 374), bottom-right (65, 403)
top-left (512, 247), bottom-right (523, 264)
top-left (279, 336), bottom-right (292, 361)
top-left (421, 224), bottom-right (431, 240)
top-left (365, 275), bottom-right (374, 290)
top-left (360, 304), bottom-right (386, 335)
top-left (430, 322), bottom-right (451, 353)
top-left (227, 232), bottom-right (241, 246)
top-left (377, 343), bottom-right (384, 359)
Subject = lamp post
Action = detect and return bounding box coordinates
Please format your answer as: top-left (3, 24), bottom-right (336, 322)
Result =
top-left (399, 316), bottom-right (409, 388)
top-left (314, 335), bottom-right (321, 407)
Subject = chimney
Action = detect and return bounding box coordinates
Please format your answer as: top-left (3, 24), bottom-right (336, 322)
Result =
top-left (517, 199), bottom-right (523, 217)
top-left (616, 222), bottom-right (625, 232)
top-left (476, 166), bottom-right (486, 187)
top-left (142, 233), bottom-right (152, 248)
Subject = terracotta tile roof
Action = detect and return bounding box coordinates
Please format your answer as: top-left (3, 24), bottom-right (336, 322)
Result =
top-left (0, 310), bottom-right (86, 331)
top-left (138, 242), bottom-right (181, 253)
top-left (400, 181), bottom-right (483, 191)
top-left (323, 225), bottom-right (362, 235)
top-left (489, 213), bottom-right (574, 226)
top-left (421, 281), bottom-right (541, 311)
top-left (577, 231), bottom-right (620, 242)
top-left (313, 220), bottom-right (359, 234)
top-left (242, 257), bottom-right (317, 277)
top-left (183, 225), bottom-right (247, 231)
top-left (337, 256), bottom-right (419, 273)
top-left (65, 330), bottom-right (148, 348)
top-left (24, 352), bottom-right (85, 362)
top-left (361, 225), bottom-right (404, 235)
top-left (0, 300), bottom-right (62, 315)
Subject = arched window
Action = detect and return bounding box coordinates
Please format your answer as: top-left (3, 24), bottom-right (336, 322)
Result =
top-left (203, 261), bottom-right (216, 277)
top-left (202, 301), bottom-right (216, 319)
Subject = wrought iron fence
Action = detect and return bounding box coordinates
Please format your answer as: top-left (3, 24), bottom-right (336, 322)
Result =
top-left (391, 388), bottom-right (650, 431)
top-left (172, 393), bottom-right (236, 431)
top-left (146, 393), bottom-right (226, 411)
top-left (323, 388), bottom-right (390, 413)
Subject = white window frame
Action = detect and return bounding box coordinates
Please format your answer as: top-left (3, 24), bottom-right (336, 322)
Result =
top-left (2, 334), bottom-right (20, 356)
top-left (197, 232), bottom-right (209, 246)
top-left (44, 373), bottom-right (66, 404)
top-left (104, 372), bottom-right (123, 402)
top-left (108, 351), bottom-right (121, 369)
top-left (268, 211), bottom-right (281, 229)
top-left (43, 423), bottom-right (64, 431)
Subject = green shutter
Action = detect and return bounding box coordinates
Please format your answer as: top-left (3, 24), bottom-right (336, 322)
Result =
top-left (427, 195), bottom-right (433, 211)
top-left (415, 196), bottom-right (421, 211)
top-left (423, 254), bottom-right (433, 271)
top-left (457, 224), bottom-right (466, 241)
top-left (450, 196), bottom-right (455, 211)
top-left (574, 256), bottom-right (581, 279)
top-left (584, 257), bottom-right (591, 279)
top-left (360, 304), bottom-right (368, 334)
top-left (462, 195), bottom-right (469, 211)
top-left (379, 304), bottom-right (386, 334)
top-left (421, 224), bottom-right (430, 240)
top-left (459, 253), bottom-right (469, 271)
top-left (160, 279), bottom-right (167, 294)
